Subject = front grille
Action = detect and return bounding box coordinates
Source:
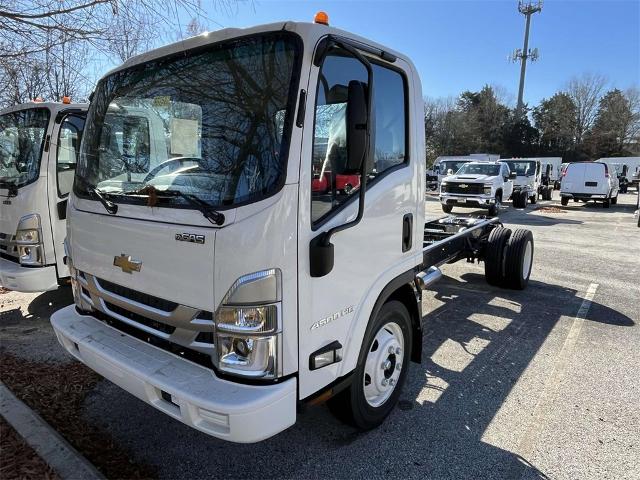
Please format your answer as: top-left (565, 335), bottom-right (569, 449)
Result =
top-left (444, 183), bottom-right (485, 195)
top-left (0, 232), bottom-right (18, 260)
top-left (97, 277), bottom-right (179, 311)
top-left (103, 301), bottom-right (176, 334)
top-left (77, 270), bottom-right (215, 370)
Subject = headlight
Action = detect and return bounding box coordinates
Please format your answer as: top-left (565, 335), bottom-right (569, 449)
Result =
top-left (15, 214), bottom-right (45, 266)
top-left (214, 269), bottom-right (281, 379)
top-left (483, 184), bottom-right (492, 194)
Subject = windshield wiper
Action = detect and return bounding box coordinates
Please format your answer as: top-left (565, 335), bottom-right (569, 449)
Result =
top-left (91, 187), bottom-right (118, 214)
top-left (0, 179), bottom-right (18, 197)
top-left (157, 189), bottom-right (225, 225)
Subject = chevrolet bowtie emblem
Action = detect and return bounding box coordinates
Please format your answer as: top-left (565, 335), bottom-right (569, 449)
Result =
top-left (113, 254), bottom-right (142, 274)
top-left (459, 184), bottom-right (468, 188)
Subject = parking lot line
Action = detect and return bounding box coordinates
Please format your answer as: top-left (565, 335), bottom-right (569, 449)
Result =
top-left (516, 282), bottom-right (599, 470)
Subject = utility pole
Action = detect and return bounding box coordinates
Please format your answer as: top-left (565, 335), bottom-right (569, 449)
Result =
top-left (510, 1), bottom-right (543, 119)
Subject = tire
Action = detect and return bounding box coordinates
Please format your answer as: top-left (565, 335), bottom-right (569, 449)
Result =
top-left (503, 229), bottom-right (534, 290)
top-left (611, 194), bottom-right (618, 205)
top-left (484, 226), bottom-right (512, 286)
top-left (561, 197), bottom-right (569, 206)
top-left (545, 186), bottom-right (553, 201)
top-left (442, 204), bottom-right (453, 214)
top-left (603, 198), bottom-right (610, 208)
top-left (512, 191), bottom-right (521, 208)
top-left (530, 192), bottom-right (537, 204)
top-left (488, 193), bottom-right (501, 216)
top-left (328, 301), bottom-right (412, 430)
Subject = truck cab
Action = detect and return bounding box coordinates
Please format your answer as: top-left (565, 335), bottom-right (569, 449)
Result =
top-left (0, 101), bottom-right (87, 292)
top-left (500, 158), bottom-right (542, 207)
top-left (50, 17), bottom-right (534, 443)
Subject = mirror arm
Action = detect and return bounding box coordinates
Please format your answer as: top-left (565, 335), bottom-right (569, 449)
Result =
top-left (318, 40), bottom-right (373, 247)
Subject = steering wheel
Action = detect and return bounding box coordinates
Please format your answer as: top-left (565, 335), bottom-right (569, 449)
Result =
top-left (143, 157), bottom-right (207, 183)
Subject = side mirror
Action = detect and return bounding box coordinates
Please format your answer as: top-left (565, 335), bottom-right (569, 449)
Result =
top-left (344, 80), bottom-right (368, 174)
top-left (509, 172), bottom-right (517, 179)
top-left (447, 168), bottom-right (454, 175)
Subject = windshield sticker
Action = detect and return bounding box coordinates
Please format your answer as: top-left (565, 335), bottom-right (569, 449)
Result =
top-left (170, 118), bottom-right (199, 156)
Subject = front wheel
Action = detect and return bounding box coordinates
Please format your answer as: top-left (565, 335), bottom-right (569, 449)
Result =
top-left (328, 301), bottom-right (412, 430)
top-left (442, 204), bottom-right (453, 214)
top-left (488, 194), bottom-right (501, 216)
top-left (611, 194), bottom-right (618, 205)
top-left (561, 197), bottom-right (569, 206)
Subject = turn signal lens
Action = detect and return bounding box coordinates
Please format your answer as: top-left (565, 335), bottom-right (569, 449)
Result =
top-left (62, 96), bottom-right (71, 104)
top-left (314, 11), bottom-right (329, 25)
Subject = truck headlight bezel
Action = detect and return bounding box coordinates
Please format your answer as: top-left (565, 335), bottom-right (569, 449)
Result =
top-left (213, 269), bottom-right (282, 379)
top-left (15, 214), bottom-right (45, 266)
top-left (483, 184), bottom-right (492, 195)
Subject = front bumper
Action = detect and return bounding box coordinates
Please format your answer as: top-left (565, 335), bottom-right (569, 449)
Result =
top-left (440, 194), bottom-right (494, 208)
top-left (51, 305), bottom-right (297, 443)
top-left (0, 258), bottom-right (58, 292)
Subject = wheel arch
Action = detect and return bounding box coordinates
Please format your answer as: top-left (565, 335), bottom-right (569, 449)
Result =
top-left (363, 270), bottom-right (423, 365)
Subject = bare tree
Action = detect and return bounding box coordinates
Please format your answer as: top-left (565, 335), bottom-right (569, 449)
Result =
top-left (566, 73), bottom-right (607, 146)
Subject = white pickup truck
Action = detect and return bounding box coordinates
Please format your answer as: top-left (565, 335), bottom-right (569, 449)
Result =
top-left (440, 161), bottom-right (515, 215)
top-left (50, 15), bottom-right (534, 443)
top-left (1, 101), bottom-right (87, 292)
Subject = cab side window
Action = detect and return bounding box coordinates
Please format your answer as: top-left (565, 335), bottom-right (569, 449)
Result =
top-left (311, 51), bottom-right (408, 226)
top-left (57, 114), bottom-right (85, 197)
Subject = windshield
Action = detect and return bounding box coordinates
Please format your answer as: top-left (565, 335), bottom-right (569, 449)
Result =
top-left (0, 108), bottom-right (50, 188)
top-left (457, 163), bottom-right (501, 176)
top-left (76, 32), bottom-right (301, 208)
top-left (440, 161), bottom-right (469, 174)
top-left (502, 161), bottom-right (537, 177)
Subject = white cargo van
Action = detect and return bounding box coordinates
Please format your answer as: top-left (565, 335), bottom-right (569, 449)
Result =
top-left (560, 162), bottom-right (619, 207)
top-left (1, 101), bottom-right (87, 292)
top-left (50, 17), bottom-right (534, 443)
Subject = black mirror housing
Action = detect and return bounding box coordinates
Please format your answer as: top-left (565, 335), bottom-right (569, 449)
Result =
top-left (509, 172), bottom-right (517, 179)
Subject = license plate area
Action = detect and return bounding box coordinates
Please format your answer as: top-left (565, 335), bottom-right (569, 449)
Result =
top-left (585, 181), bottom-right (598, 187)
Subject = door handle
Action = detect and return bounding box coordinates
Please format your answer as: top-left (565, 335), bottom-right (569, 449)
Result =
top-left (402, 213), bottom-right (413, 252)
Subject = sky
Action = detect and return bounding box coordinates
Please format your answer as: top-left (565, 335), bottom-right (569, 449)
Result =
top-left (196, 0), bottom-right (640, 107)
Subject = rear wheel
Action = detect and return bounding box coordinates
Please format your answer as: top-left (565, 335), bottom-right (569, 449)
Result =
top-left (545, 186), bottom-right (553, 201)
top-left (442, 204), bottom-right (453, 214)
top-left (484, 227), bottom-right (512, 286)
top-left (530, 192), bottom-right (537, 204)
top-left (561, 197), bottom-right (569, 206)
top-left (611, 194), bottom-right (618, 205)
top-left (328, 301), bottom-right (412, 430)
top-left (603, 198), bottom-right (610, 208)
top-left (503, 229), bottom-right (534, 290)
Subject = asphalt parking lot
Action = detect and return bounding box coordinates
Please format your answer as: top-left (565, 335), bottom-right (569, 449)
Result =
top-left (1, 191), bottom-right (639, 479)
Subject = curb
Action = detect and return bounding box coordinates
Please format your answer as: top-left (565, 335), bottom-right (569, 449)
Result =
top-left (0, 382), bottom-right (105, 480)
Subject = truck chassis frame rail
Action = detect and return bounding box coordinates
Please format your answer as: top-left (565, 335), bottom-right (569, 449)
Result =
top-left (419, 216), bottom-right (534, 291)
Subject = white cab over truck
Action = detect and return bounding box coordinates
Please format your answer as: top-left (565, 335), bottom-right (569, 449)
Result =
top-left (560, 162), bottom-right (620, 207)
top-left (500, 158), bottom-right (549, 206)
top-left (50, 17), bottom-right (534, 443)
top-left (1, 101), bottom-right (87, 292)
top-left (440, 161), bottom-right (515, 215)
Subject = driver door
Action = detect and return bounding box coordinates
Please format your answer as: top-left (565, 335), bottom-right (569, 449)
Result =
top-left (297, 45), bottom-right (418, 399)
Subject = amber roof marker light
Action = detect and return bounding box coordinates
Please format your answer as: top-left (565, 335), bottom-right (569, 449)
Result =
top-left (314, 11), bottom-right (329, 25)
top-left (62, 96), bottom-right (71, 104)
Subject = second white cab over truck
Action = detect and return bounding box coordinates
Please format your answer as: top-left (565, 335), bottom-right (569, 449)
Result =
top-left (51, 16), bottom-right (534, 443)
top-left (1, 101), bottom-right (87, 292)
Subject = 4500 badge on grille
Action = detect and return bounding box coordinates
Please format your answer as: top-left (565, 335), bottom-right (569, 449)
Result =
top-left (175, 233), bottom-right (206, 244)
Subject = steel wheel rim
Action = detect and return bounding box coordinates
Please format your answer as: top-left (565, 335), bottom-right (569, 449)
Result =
top-left (363, 322), bottom-right (405, 408)
top-left (522, 240), bottom-right (533, 279)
